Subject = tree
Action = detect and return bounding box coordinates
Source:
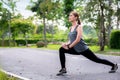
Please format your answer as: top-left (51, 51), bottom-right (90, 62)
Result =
top-left (115, 0), bottom-right (120, 29)
top-left (45, 1), bottom-right (61, 42)
top-left (106, 0), bottom-right (114, 47)
top-left (11, 19), bottom-right (36, 46)
top-left (99, 0), bottom-right (105, 51)
top-left (0, 3), bottom-right (9, 46)
top-left (77, 0), bottom-right (116, 51)
top-left (13, 13), bottom-right (23, 19)
top-left (1, 0), bottom-right (19, 47)
top-left (29, 0), bottom-right (60, 47)
top-left (63, 0), bottom-right (75, 27)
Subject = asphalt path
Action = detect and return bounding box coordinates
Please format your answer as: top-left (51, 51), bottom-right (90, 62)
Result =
top-left (0, 48), bottom-right (120, 80)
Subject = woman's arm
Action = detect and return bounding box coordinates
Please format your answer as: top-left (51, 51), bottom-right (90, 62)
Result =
top-left (69, 25), bottom-right (82, 48)
top-left (61, 40), bottom-right (70, 47)
top-left (66, 40), bottom-right (70, 45)
top-left (62, 26), bottom-right (71, 46)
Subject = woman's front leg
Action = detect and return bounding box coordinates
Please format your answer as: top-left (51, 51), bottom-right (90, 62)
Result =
top-left (59, 47), bottom-right (69, 68)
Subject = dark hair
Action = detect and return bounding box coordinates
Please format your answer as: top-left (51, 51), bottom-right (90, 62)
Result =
top-left (70, 11), bottom-right (81, 25)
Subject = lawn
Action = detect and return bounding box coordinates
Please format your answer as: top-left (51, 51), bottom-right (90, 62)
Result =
top-left (0, 71), bottom-right (18, 80)
top-left (0, 44), bottom-right (120, 56)
top-left (41, 44), bottom-right (120, 56)
top-left (89, 45), bottom-right (120, 56)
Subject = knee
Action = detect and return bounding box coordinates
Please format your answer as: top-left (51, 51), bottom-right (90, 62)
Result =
top-left (59, 47), bottom-right (64, 52)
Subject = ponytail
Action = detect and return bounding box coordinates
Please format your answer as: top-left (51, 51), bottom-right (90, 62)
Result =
top-left (70, 11), bottom-right (81, 25)
top-left (78, 19), bottom-right (81, 25)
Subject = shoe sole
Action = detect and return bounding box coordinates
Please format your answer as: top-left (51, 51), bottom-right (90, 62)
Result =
top-left (109, 65), bottom-right (118, 73)
top-left (56, 72), bottom-right (67, 76)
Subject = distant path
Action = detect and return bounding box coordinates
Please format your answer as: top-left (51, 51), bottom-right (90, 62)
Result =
top-left (0, 48), bottom-right (120, 80)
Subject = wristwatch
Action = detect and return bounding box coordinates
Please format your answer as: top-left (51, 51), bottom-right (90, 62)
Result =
top-left (67, 44), bottom-right (70, 49)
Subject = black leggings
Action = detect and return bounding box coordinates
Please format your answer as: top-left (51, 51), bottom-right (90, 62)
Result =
top-left (59, 47), bottom-right (114, 68)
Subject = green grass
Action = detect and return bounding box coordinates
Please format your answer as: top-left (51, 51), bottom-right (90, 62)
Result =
top-left (0, 44), bottom-right (120, 56)
top-left (36, 44), bottom-right (61, 50)
top-left (40, 44), bottom-right (120, 56)
top-left (89, 45), bottom-right (100, 52)
top-left (44, 44), bottom-right (61, 50)
top-left (89, 45), bottom-right (120, 56)
top-left (0, 71), bottom-right (18, 80)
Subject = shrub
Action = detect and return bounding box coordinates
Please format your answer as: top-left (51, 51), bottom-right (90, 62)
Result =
top-left (110, 30), bottom-right (120, 49)
top-left (15, 39), bottom-right (40, 46)
top-left (84, 38), bottom-right (98, 45)
top-left (36, 41), bottom-right (45, 47)
top-left (0, 40), bottom-right (15, 46)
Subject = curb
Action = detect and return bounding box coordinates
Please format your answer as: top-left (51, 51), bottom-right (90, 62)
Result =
top-left (0, 69), bottom-right (30, 80)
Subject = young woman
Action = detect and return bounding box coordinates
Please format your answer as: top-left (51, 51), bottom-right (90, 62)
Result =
top-left (57, 11), bottom-right (118, 76)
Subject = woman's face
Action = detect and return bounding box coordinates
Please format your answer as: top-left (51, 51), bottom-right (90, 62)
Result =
top-left (69, 13), bottom-right (77, 22)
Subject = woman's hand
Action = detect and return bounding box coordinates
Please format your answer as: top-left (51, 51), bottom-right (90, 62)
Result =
top-left (61, 43), bottom-right (69, 50)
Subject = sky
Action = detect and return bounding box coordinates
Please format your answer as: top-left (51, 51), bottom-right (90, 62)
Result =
top-left (2, 0), bottom-right (34, 18)
top-left (16, 0), bottom-right (34, 18)
top-left (15, 0), bottom-right (120, 30)
top-left (2, 0), bottom-right (67, 30)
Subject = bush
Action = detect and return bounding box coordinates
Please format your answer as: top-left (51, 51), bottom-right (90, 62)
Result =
top-left (110, 30), bottom-right (120, 49)
top-left (0, 40), bottom-right (15, 46)
top-left (84, 38), bottom-right (98, 45)
top-left (36, 41), bottom-right (46, 47)
top-left (15, 39), bottom-right (40, 46)
top-left (0, 38), bottom-right (67, 47)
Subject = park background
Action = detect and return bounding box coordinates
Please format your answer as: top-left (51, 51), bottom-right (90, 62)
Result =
top-left (0, 0), bottom-right (120, 53)
top-left (0, 0), bottom-right (120, 79)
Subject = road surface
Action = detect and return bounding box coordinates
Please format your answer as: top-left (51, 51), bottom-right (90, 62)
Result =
top-left (0, 48), bottom-right (120, 80)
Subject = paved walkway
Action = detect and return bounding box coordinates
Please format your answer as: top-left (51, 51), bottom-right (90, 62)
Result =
top-left (0, 48), bottom-right (120, 80)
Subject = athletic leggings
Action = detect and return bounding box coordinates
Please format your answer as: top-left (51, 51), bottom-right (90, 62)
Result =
top-left (59, 47), bottom-right (114, 68)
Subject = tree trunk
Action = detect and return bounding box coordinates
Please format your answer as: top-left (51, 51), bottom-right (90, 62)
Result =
top-left (13, 37), bottom-right (16, 46)
top-left (51, 20), bottom-right (54, 42)
top-left (107, 0), bottom-right (112, 47)
top-left (43, 14), bottom-right (47, 47)
top-left (99, 1), bottom-right (105, 51)
top-left (2, 36), bottom-right (4, 46)
top-left (116, 1), bottom-right (119, 29)
top-left (24, 33), bottom-right (28, 47)
top-left (8, 11), bottom-right (11, 47)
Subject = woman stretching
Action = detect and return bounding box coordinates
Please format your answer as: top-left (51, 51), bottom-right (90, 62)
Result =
top-left (57, 11), bottom-right (118, 76)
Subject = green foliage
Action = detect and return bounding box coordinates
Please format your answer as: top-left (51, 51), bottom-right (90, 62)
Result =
top-left (0, 71), bottom-right (8, 80)
top-left (11, 19), bottom-right (35, 34)
top-left (110, 30), bottom-right (120, 49)
top-left (84, 38), bottom-right (98, 45)
top-left (63, 0), bottom-right (74, 27)
top-left (64, 0), bottom-right (74, 17)
top-left (35, 24), bottom-right (43, 34)
top-left (30, 0), bottom-right (61, 19)
top-left (83, 25), bottom-right (97, 38)
top-left (78, 0), bottom-right (117, 51)
top-left (0, 71), bottom-right (17, 80)
top-left (0, 8), bottom-right (9, 39)
top-left (36, 41), bottom-right (45, 47)
top-left (11, 19), bottom-right (36, 41)
top-left (15, 39), bottom-right (38, 46)
top-left (0, 2), bottom-right (2, 10)
top-left (0, 40), bottom-right (10, 46)
top-left (30, 0), bottom-right (61, 47)
top-left (15, 38), bottom-right (67, 46)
